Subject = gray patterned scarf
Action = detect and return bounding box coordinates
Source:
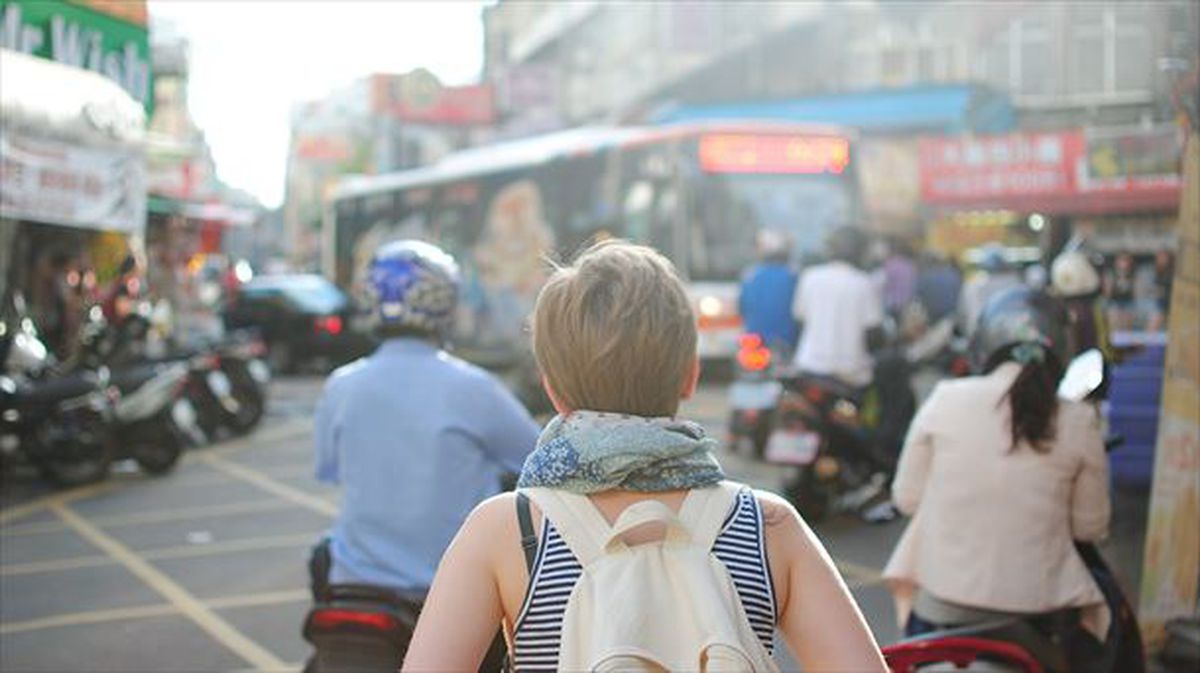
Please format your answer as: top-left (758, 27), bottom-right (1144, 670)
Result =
top-left (517, 410), bottom-right (725, 493)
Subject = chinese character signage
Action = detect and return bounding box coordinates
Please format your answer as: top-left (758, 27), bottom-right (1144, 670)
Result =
top-left (1, 134), bottom-right (146, 234)
top-left (919, 127), bottom-right (1183, 214)
top-left (919, 131), bottom-right (1084, 203)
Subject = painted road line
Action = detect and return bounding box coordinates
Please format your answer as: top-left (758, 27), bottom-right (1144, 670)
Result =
top-left (207, 588), bottom-right (311, 610)
top-left (209, 418), bottom-right (312, 458)
top-left (1, 532), bottom-right (316, 577)
top-left (0, 480), bottom-right (118, 527)
top-left (50, 502), bottom-right (288, 671)
top-left (0, 553), bottom-right (113, 577)
top-left (141, 533), bottom-right (317, 561)
top-left (1, 498), bottom-right (294, 538)
top-left (0, 603), bottom-right (179, 636)
top-left (0, 588), bottom-right (308, 636)
top-left (200, 454), bottom-right (336, 518)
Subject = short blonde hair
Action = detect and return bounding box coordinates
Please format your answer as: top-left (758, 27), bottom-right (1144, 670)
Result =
top-left (532, 240), bottom-right (697, 417)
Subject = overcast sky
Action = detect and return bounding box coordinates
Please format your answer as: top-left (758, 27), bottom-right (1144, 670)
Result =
top-left (148, 1), bottom-right (486, 208)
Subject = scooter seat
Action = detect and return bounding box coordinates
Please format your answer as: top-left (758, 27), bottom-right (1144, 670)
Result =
top-left (904, 618), bottom-right (1068, 673)
top-left (21, 373), bottom-right (103, 406)
top-left (109, 363), bottom-right (176, 392)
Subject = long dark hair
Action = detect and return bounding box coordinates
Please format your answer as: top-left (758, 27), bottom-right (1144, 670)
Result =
top-left (987, 344), bottom-right (1064, 453)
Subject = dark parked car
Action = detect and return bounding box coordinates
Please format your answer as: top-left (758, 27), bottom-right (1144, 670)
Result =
top-left (224, 275), bottom-right (373, 373)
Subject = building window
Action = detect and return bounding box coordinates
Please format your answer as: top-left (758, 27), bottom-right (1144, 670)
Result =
top-left (985, 13), bottom-right (1055, 97)
top-left (1069, 4), bottom-right (1153, 97)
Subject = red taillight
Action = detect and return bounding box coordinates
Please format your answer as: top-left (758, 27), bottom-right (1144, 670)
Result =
top-left (803, 384), bottom-right (825, 405)
top-left (309, 609), bottom-right (399, 633)
top-left (736, 333), bottom-right (771, 372)
top-left (314, 315), bottom-right (343, 335)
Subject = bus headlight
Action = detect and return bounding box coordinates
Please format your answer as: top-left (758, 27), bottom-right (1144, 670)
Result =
top-left (698, 296), bottom-right (723, 317)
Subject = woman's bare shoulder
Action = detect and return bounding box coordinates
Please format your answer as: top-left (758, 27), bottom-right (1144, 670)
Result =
top-left (460, 493), bottom-right (520, 543)
top-left (753, 489), bottom-right (799, 529)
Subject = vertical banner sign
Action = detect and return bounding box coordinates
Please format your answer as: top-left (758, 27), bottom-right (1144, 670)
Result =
top-left (1139, 134), bottom-right (1200, 647)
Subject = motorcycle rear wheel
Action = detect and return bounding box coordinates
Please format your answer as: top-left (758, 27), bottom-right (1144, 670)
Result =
top-left (224, 375), bottom-right (265, 435)
top-left (37, 449), bottom-right (112, 487)
top-left (785, 466), bottom-right (831, 522)
top-left (132, 439), bottom-right (182, 475)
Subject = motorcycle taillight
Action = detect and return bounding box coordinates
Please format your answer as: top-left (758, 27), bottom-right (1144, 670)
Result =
top-left (314, 315), bottom-right (344, 336)
top-left (310, 609), bottom-right (399, 633)
top-left (736, 333), bottom-right (771, 372)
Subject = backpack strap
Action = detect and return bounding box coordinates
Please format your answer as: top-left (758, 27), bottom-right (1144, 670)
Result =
top-left (524, 484), bottom-right (745, 566)
top-left (522, 487), bottom-right (612, 566)
top-left (676, 481), bottom-right (744, 551)
top-left (515, 491), bottom-right (537, 575)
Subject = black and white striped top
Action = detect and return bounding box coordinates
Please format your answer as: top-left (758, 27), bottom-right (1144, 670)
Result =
top-left (511, 488), bottom-right (777, 672)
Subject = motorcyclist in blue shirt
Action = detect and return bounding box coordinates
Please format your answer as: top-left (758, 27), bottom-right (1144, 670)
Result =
top-left (309, 240), bottom-right (540, 606)
top-left (738, 229), bottom-right (799, 359)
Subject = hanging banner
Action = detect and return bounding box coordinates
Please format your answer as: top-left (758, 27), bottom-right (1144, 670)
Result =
top-left (1138, 133), bottom-right (1200, 648)
top-left (1, 133), bottom-right (146, 234)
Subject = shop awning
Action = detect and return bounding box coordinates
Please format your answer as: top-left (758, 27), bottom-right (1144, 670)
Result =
top-left (651, 85), bottom-right (1016, 135)
top-left (0, 48), bottom-right (144, 147)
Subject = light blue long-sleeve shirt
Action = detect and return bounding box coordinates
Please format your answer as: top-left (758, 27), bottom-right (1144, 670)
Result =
top-left (314, 338), bottom-right (540, 595)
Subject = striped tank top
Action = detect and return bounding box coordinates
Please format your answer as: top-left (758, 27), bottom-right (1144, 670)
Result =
top-left (512, 488), bottom-right (777, 672)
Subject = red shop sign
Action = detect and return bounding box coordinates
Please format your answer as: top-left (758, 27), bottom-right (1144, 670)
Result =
top-left (919, 131), bottom-right (1086, 206)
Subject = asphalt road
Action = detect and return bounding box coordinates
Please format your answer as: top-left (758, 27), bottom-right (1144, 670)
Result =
top-left (0, 375), bottom-right (1149, 672)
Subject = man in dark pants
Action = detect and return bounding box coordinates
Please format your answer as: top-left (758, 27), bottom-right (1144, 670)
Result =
top-left (304, 241), bottom-right (539, 672)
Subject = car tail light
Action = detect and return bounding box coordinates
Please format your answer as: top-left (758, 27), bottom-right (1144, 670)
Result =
top-left (309, 609), bottom-right (399, 633)
top-left (314, 315), bottom-right (343, 336)
top-left (736, 333), bottom-right (771, 372)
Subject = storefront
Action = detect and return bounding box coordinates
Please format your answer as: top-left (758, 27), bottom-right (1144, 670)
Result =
top-left (0, 47), bottom-right (146, 354)
top-left (918, 125), bottom-right (1183, 261)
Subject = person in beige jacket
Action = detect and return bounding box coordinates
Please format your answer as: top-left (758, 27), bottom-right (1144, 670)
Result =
top-left (884, 287), bottom-right (1111, 644)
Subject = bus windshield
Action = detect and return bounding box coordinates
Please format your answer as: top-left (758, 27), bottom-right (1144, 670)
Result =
top-left (688, 173), bottom-right (852, 282)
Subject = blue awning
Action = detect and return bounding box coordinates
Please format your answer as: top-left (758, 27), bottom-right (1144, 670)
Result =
top-left (651, 85), bottom-right (1015, 135)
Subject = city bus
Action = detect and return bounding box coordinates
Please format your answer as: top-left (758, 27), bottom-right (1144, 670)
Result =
top-left (327, 122), bottom-right (859, 397)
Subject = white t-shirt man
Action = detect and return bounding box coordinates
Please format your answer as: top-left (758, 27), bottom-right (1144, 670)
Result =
top-left (792, 261), bottom-right (884, 387)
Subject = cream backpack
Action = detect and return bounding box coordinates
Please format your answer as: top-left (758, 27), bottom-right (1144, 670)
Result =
top-left (522, 482), bottom-right (780, 673)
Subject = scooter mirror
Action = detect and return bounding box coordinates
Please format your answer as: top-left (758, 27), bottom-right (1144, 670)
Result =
top-left (1058, 348), bottom-right (1105, 402)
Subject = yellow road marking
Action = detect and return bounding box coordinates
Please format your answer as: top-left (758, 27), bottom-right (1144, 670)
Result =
top-left (0, 554), bottom-right (112, 577)
top-left (1, 532), bottom-right (317, 577)
top-left (0, 603), bottom-right (179, 635)
top-left (50, 502), bottom-right (287, 671)
top-left (206, 588), bottom-right (311, 610)
top-left (209, 418), bottom-right (312, 458)
top-left (0, 480), bottom-right (118, 527)
top-left (142, 533), bottom-right (316, 562)
top-left (200, 454), bottom-right (337, 518)
top-left (1, 498), bottom-right (294, 538)
top-left (0, 587), bottom-right (310, 636)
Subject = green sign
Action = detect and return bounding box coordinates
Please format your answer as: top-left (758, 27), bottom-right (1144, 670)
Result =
top-left (0, 0), bottom-right (152, 114)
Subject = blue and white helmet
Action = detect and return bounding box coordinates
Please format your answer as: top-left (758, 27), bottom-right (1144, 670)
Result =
top-left (368, 240), bottom-right (459, 337)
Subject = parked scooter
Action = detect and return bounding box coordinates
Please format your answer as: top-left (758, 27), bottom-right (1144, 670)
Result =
top-left (0, 320), bottom-right (115, 485)
top-left (75, 310), bottom-right (203, 474)
top-left (882, 349), bottom-right (1145, 673)
top-left (169, 334), bottom-right (269, 442)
